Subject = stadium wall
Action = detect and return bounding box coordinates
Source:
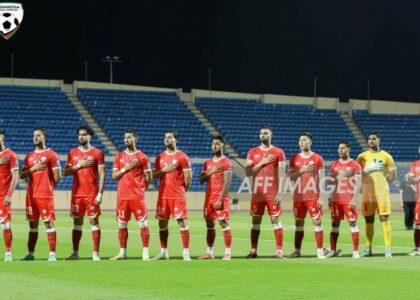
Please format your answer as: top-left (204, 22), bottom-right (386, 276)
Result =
top-left (349, 98), bottom-right (420, 115)
top-left (0, 77), bottom-right (62, 88)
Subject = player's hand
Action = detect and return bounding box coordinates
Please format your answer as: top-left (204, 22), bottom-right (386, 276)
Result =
top-left (214, 199), bottom-right (223, 210)
top-left (274, 194), bottom-right (283, 206)
top-left (162, 164), bottom-right (177, 173)
top-left (364, 160), bottom-right (384, 173)
top-left (0, 156), bottom-right (9, 166)
top-left (208, 165), bottom-right (222, 176)
top-left (350, 199), bottom-right (357, 210)
top-left (261, 155), bottom-right (276, 166)
top-left (300, 164), bottom-right (315, 174)
top-left (95, 192), bottom-right (103, 205)
top-left (3, 195), bottom-right (11, 207)
top-left (77, 157), bottom-right (94, 168)
top-left (125, 160), bottom-right (138, 171)
top-left (30, 162), bottom-right (46, 172)
top-left (345, 168), bottom-right (355, 177)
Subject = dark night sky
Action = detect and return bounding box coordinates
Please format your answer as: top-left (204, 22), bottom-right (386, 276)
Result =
top-left (1, 1), bottom-right (420, 102)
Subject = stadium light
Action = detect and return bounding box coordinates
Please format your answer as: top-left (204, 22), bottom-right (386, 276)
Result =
top-left (101, 56), bottom-right (123, 84)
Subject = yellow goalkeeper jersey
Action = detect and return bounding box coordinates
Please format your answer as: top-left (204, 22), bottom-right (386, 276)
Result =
top-left (357, 149), bottom-right (396, 200)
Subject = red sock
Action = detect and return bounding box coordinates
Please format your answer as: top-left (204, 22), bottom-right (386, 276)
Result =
top-left (223, 228), bottom-right (232, 248)
top-left (415, 229), bottom-right (420, 248)
top-left (28, 231), bottom-right (38, 252)
top-left (351, 231), bottom-right (359, 251)
top-left (141, 227), bottom-right (149, 248)
top-left (207, 229), bottom-right (216, 247)
top-left (180, 229), bottom-right (190, 248)
top-left (330, 231), bottom-right (339, 251)
top-left (72, 229), bottom-right (82, 251)
top-left (3, 229), bottom-right (12, 252)
top-left (92, 229), bottom-right (101, 252)
top-left (315, 230), bottom-right (324, 249)
top-left (118, 228), bottom-right (128, 248)
top-left (47, 230), bottom-right (56, 252)
top-left (274, 228), bottom-right (283, 250)
top-left (251, 228), bottom-right (260, 250)
top-left (159, 229), bottom-right (168, 248)
top-left (294, 230), bottom-right (304, 250)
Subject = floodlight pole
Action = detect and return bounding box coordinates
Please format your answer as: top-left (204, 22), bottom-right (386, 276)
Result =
top-left (367, 78), bottom-right (370, 100)
top-left (313, 76), bottom-right (317, 99)
top-left (101, 56), bottom-right (123, 84)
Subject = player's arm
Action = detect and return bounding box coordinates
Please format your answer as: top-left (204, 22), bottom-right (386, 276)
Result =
top-left (144, 169), bottom-right (152, 187)
top-left (4, 169), bottom-right (19, 207)
top-left (276, 163), bottom-right (286, 203)
top-left (317, 169), bottom-right (326, 207)
top-left (407, 173), bottom-right (420, 184)
top-left (385, 155), bottom-right (397, 183)
top-left (214, 170), bottom-right (233, 209)
top-left (183, 168), bottom-right (192, 191)
top-left (98, 165), bottom-right (106, 194)
top-left (245, 155), bottom-right (276, 177)
top-left (53, 167), bottom-right (62, 183)
top-left (199, 165), bottom-right (221, 184)
top-left (349, 174), bottom-right (362, 209)
top-left (20, 162), bottom-right (46, 179)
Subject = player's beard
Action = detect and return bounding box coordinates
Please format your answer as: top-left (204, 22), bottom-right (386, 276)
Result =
top-left (213, 150), bottom-right (222, 156)
top-left (79, 140), bottom-right (88, 146)
top-left (35, 141), bottom-right (44, 148)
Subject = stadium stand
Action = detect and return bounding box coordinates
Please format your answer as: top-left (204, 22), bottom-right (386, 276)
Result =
top-left (0, 85), bottom-right (109, 154)
top-left (352, 110), bottom-right (420, 161)
top-left (195, 97), bottom-right (363, 160)
top-left (77, 89), bottom-right (212, 158)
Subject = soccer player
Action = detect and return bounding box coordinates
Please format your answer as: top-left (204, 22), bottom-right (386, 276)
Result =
top-left (245, 127), bottom-right (287, 259)
top-left (357, 132), bottom-right (396, 258)
top-left (198, 136), bottom-right (233, 260)
top-left (152, 131), bottom-right (192, 261)
top-left (20, 128), bottom-right (61, 262)
top-left (110, 130), bottom-right (152, 260)
top-left (325, 141), bottom-right (362, 258)
top-left (407, 146), bottom-right (420, 256)
top-left (0, 129), bottom-right (19, 261)
top-left (288, 132), bottom-right (326, 259)
top-left (64, 125), bottom-right (106, 261)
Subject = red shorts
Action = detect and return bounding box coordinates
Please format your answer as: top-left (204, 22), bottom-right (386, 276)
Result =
top-left (250, 194), bottom-right (282, 217)
top-left (330, 202), bottom-right (358, 222)
top-left (156, 197), bottom-right (188, 220)
top-left (415, 202), bottom-right (420, 224)
top-left (0, 198), bottom-right (11, 223)
top-left (26, 197), bottom-right (55, 222)
top-left (204, 196), bottom-right (230, 221)
top-left (117, 199), bottom-right (148, 223)
top-left (293, 199), bottom-right (322, 220)
top-left (70, 197), bottom-right (101, 219)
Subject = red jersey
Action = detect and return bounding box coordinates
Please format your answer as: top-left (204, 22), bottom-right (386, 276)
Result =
top-left (409, 160), bottom-right (420, 203)
top-left (66, 147), bottom-right (105, 197)
top-left (0, 148), bottom-right (19, 197)
top-left (202, 156), bottom-right (233, 202)
top-left (246, 146), bottom-right (286, 197)
top-left (329, 159), bottom-right (361, 204)
top-left (289, 152), bottom-right (325, 201)
top-left (24, 148), bottom-right (61, 199)
top-left (113, 150), bottom-right (151, 200)
top-left (154, 150), bottom-right (191, 199)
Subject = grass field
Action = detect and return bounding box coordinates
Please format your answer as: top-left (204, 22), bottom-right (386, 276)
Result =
top-left (0, 211), bottom-right (419, 299)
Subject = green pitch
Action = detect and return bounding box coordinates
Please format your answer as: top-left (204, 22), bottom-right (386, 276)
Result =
top-left (0, 211), bottom-right (419, 299)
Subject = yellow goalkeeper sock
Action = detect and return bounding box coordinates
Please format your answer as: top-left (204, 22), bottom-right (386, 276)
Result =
top-left (381, 221), bottom-right (392, 248)
top-left (365, 222), bottom-right (374, 247)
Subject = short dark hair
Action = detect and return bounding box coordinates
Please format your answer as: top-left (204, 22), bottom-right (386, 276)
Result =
top-left (165, 130), bottom-right (179, 142)
top-left (212, 135), bottom-right (225, 144)
top-left (34, 127), bottom-right (47, 137)
top-left (0, 129), bottom-right (5, 136)
top-left (299, 132), bottom-right (313, 141)
top-left (260, 126), bottom-right (273, 134)
top-left (125, 129), bottom-right (137, 138)
top-left (77, 125), bottom-right (95, 137)
top-left (367, 132), bottom-right (380, 140)
top-left (338, 141), bottom-right (351, 148)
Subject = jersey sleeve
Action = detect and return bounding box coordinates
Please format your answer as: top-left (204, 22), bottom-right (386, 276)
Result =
top-left (224, 159), bottom-right (233, 173)
top-left (288, 155), bottom-right (296, 172)
top-left (153, 155), bottom-right (161, 171)
top-left (66, 150), bottom-right (72, 167)
top-left (201, 160), bottom-right (208, 174)
top-left (409, 162), bottom-right (416, 175)
top-left (113, 155), bottom-right (120, 171)
top-left (356, 153), bottom-right (365, 169)
top-left (385, 153), bottom-right (396, 172)
top-left (317, 155), bottom-right (325, 171)
top-left (353, 161), bottom-right (362, 176)
top-left (142, 154), bottom-right (151, 172)
top-left (277, 149), bottom-right (286, 165)
top-left (246, 149), bottom-right (254, 166)
top-left (97, 150), bottom-right (105, 167)
top-left (179, 153), bottom-right (191, 170)
top-left (328, 162), bottom-right (336, 176)
top-left (51, 151), bottom-right (61, 170)
top-left (9, 152), bottom-right (19, 171)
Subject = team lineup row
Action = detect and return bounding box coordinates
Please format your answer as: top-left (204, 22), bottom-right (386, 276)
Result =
top-left (0, 125), bottom-right (418, 261)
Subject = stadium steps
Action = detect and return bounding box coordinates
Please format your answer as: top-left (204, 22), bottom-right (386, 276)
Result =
top-left (63, 85), bottom-right (119, 155)
top-left (179, 92), bottom-right (246, 179)
top-left (340, 111), bottom-right (368, 150)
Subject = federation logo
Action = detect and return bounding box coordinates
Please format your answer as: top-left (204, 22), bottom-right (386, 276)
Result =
top-left (0, 3), bottom-right (23, 40)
